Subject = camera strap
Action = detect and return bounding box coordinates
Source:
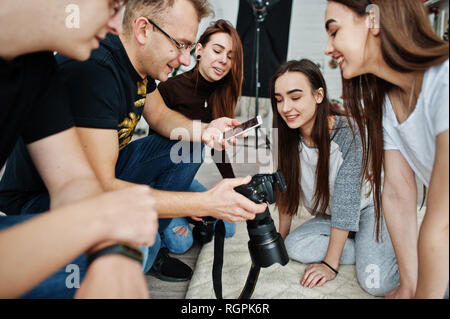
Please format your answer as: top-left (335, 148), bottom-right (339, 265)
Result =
top-left (212, 220), bottom-right (261, 299)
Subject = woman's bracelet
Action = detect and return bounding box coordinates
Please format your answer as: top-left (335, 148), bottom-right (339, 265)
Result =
top-left (321, 260), bottom-right (339, 275)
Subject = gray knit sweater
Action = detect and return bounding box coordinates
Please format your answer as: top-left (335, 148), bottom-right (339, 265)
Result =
top-left (299, 115), bottom-right (373, 232)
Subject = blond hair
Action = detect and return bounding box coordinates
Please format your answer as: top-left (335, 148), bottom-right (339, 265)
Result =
top-left (123, 0), bottom-right (212, 35)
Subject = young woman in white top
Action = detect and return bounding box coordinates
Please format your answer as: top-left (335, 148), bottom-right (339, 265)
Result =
top-left (272, 59), bottom-right (398, 296)
top-left (324, 0), bottom-right (449, 298)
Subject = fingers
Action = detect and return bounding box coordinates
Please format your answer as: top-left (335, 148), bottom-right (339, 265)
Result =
top-left (228, 198), bottom-right (267, 222)
top-left (228, 177), bottom-right (267, 214)
top-left (209, 177), bottom-right (267, 222)
top-left (220, 207), bottom-right (252, 223)
top-left (231, 118), bottom-right (242, 127)
top-left (301, 265), bottom-right (313, 286)
top-left (229, 176), bottom-right (252, 187)
top-left (106, 185), bottom-right (159, 247)
top-left (301, 264), bottom-right (335, 288)
top-left (235, 194), bottom-right (267, 216)
top-left (308, 274), bottom-right (324, 288)
top-left (132, 213), bottom-right (158, 247)
top-left (202, 126), bottom-right (222, 148)
top-left (302, 269), bottom-right (322, 288)
top-left (229, 137), bottom-right (237, 146)
top-left (218, 117), bottom-right (240, 128)
top-left (316, 276), bottom-right (328, 287)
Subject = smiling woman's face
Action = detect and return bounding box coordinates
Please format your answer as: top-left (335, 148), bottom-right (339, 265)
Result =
top-left (196, 32), bottom-right (234, 82)
top-left (274, 71), bottom-right (323, 131)
top-left (324, 1), bottom-right (372, 79)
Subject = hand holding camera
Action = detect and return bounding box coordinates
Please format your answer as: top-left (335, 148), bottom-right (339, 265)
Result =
top-left (204, 171), bottom-right (290, 299)
top-left (234, 171), bottom-right (289, 268)
top-left (203, 176), bottom-right (268, 223)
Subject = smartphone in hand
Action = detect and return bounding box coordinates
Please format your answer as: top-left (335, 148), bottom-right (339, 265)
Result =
top-left (219, 115), bottom-right (263, 143)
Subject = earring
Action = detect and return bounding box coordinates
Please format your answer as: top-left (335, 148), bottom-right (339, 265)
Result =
top-left (196, 55), bottom-right (201, 61)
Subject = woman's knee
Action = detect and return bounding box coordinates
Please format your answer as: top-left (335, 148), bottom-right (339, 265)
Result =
top-left (284, 233), bottom-right (327, 264)
top-left (356, 262), bottom-right (398, 297)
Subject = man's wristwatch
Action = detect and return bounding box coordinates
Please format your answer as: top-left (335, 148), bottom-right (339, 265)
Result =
top-left (87, 243), bottom-right (143, 265)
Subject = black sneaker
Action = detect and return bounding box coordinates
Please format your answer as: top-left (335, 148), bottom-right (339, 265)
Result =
top-left (146, 247), bottom-right (193, 282)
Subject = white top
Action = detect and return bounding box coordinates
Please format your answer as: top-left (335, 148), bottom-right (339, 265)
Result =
top-left (299, 116), bottom-right (373, 232)
top-left (383, 59), bottom-right (449, 187)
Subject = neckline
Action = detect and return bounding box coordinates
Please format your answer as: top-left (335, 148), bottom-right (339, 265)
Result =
top-left (386, 69), bottom-right (428, 127)
top-left (192, 68), bottom-right (219, 93)
top-left (106, 34), bottom-right (145, 84)
top-left (300, 115), bottom-right (340, 149)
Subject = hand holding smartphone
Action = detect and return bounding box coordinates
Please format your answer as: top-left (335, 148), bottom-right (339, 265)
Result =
top-left (218, 115), bottom-right (263, 144)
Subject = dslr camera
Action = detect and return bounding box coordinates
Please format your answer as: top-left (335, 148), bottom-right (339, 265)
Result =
top-left (234, 171), bottom-right (289, 267)
top-left (192, 171), bottom-right (289, 268)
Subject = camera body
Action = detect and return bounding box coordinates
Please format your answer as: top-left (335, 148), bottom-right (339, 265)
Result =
top-left (234, 171), bottom-right (289, 268)
top-left (234, 171), bottom-right (286, 205)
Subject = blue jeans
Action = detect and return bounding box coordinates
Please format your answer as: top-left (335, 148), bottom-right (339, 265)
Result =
top-left (160, 179), bottom-right (236, 255)
top-left (0, 215), bottom-right (88, 299)
top-left (116, 135), bottom-right (202, 272)
top-left (8, 134), bottom-right (202, 293)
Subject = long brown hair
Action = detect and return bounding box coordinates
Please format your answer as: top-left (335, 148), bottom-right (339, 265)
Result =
top-left (194, 19), bottom-right (244, 119)
top-left (272, 59), bottom-right (344, 218)
top-left (328, 0), bottom-right (449, 239)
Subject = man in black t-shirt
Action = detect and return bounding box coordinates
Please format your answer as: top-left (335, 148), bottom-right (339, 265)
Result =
top-left (0, 0), bottom-right (158, 299)
top-left (0, 0), bottom-right (268, 284)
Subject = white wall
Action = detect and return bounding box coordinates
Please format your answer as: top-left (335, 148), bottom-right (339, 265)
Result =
top-left (198, 0), bottom-right (343, 101)
top-left (287, 0), bottom-right (342, 101)
top-left (198, 0), bottom-right (240, 36)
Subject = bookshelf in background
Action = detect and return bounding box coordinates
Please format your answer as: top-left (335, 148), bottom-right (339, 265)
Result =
top-left (424, 0), bottom-right (449, 41)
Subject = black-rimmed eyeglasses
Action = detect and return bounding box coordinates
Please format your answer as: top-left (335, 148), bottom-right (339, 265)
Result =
top-left (145, 18), bottom-right (196, 52)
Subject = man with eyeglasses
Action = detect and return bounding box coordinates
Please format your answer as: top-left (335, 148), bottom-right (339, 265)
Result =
top-left (0, 0), bottom-right (159, 298)
top-left (0, 0), bottom-right (268, 284)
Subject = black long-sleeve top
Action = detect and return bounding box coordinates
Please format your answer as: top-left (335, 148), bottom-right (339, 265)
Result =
top-left (156, 68), bottom-right (235, 178)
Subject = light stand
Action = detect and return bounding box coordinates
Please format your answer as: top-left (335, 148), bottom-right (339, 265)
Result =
top-left (248, 0), bottom-right (273, 150)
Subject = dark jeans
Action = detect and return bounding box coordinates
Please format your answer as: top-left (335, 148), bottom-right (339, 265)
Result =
top-left (0, 214), bottom-right (88, 298)
top-left (0, 134), bottom-right (203, 297)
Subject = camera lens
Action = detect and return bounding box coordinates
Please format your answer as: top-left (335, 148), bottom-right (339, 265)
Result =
top-left (246, 208), bottom-right (289, 268)
top-left (234, 171), bottom-right (289, 268)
